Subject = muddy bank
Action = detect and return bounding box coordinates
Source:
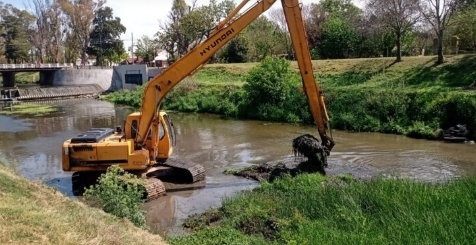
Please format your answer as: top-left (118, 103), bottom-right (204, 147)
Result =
top-left (226, 161), bottom-right (321, 183)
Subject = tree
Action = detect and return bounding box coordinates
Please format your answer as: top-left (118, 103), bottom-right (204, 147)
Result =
top-left (304, 0), bottom-right (362, 58)
top-left (28, 0), bottom-right (66, 63)
top-left (269, 7), bottom-right (292, 58)
top-left (453, 2), bottom-right (476, 50)
top-left (87, 6), bottom-right (126, 66)
top-left (27, 0), bottom-right (48, 63)
top-left (220, 34), bottom-right (248, 63)
top-left (241, 16), bottom-right (285, 61)
top-left (0, 4), bottom-right (35, 63)
top-left (367, 0), bottom-right (421, 62)
top-left (134, 35), bottom-right (157, 63)
top-left (59, 0), bottom-right (104, 65)
top-left (320, 16), bottom-right (358, 58)
top-left (46, 1), bottom-right (66, 63)
top-left (156, 0), bottom-right (234, 62)
top-left (419, 0), bottom-right (459, 64)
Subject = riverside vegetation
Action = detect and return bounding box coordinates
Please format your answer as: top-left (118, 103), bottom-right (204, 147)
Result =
top-left (105, 54), bottom-right (476, 140)
top-left (169, 174), bottom-right (476, 245)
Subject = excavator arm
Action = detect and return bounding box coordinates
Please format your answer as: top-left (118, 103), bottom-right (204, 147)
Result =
top-left (62, 0), bottom-right (335, 199)
top-left (134, 0), bottom-right (334, 152)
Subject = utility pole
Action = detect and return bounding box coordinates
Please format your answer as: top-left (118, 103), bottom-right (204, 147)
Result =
top-left (131, 32), bottom-right (134, 64)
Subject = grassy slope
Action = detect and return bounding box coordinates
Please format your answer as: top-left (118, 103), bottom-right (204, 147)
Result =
top-left (0, 162), bottom-right (168, 245)
top-left (170, 174), bottom-right (476, 245)
top-left (201, 55), bottom-right (476, 89)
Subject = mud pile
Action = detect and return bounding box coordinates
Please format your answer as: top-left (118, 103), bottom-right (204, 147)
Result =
top-left (230, 134), bottom-right (329, 182)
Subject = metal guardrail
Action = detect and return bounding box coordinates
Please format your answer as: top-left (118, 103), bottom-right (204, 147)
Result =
top-left (0, 63), bottom-right (74, 69)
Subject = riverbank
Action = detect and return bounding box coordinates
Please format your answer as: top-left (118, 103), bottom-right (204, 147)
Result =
top-left (104, 55), bottom-right (476, 140)
top-left (169, 173), bottom-right (476, 244)
top-left (0, 161), bottom-right (167, 245)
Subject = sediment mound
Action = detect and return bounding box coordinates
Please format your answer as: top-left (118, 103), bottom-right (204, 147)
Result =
top-left (230, 134), bottom-right (329, 182)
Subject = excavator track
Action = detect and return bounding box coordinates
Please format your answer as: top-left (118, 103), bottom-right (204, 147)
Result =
top-left (161, 158), bottom-right (206, 183)
top-left (150, 157), bottom-right (206, 183)
top-left (143, 177), bottom-right (167, 201)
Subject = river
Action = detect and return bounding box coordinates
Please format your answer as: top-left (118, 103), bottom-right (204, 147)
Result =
top-left (0, 98), bottom-right (475, 236)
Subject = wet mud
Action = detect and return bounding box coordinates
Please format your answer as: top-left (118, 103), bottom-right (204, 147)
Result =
top-left (228, 160), bottom-right (321, 182)
top-left (227, 134), bottom-right (329, 182)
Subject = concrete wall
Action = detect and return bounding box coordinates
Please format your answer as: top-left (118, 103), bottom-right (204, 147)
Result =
top-left (53, 69), bottom-right (115, 91)
top-left (113, 65), bottom-right (147, 90)
top-left (51, 65), bottom-right (167, 92)
top-left (147, 67), bottom-right (165, 80)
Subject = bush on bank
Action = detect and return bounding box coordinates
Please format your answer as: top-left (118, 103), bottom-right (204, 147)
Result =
top-left (104, 57), bottom-right (476, 140)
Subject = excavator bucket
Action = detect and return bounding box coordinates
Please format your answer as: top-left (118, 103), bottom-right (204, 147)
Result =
top-left (292, 134), bottom-right (329, 175)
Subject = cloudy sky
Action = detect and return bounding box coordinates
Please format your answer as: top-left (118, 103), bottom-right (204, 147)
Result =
top-left (6, 0), bottom-right (365, 47)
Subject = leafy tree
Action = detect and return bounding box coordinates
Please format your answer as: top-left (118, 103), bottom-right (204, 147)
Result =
top-left (320, 16), bottom-right (358, 59)
top-left (419, 0), bottom-right (459, 64)
top-left (87, 6), bottom-right (126, 66)
top-left (304, 0), bottom-right (362, 58)
top-left (0, 4), bottom-right (35, 63)
top-left (110, 51), bottom-right (129, 64)
top-left (134, 35), bottom-right (157, 63)
top-left (59, 0), bottom-right (104, 64)
top-left (28, 0), bottom-right (66, 63)
top-left (269, 7), bottom-right (292, 57)
top-left (453, 2), bottom-right (476, 50)
top-left (243, 16), bottom-right (285, 61)
top-left (220, 34), bottom-right (248, 63)
top-left (367, 0), bottom-right (421, 62)
top-left (156, 0), bottom-right (234, 63)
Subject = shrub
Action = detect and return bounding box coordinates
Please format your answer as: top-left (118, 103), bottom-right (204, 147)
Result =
top-left (83, 165), bottom-right (148, 230)
top-left (242, 57), bottom-right (306, 122)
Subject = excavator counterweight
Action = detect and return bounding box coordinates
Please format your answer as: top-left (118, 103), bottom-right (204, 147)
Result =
top-left (62, 0), bottom-right (334, 200)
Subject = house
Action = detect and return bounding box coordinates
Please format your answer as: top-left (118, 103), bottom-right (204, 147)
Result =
top-left (153, 50), bottom-right (169, 67)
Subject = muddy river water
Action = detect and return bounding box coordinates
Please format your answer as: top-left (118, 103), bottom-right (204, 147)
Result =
top-left (0, 98), bottom-right (475, 236)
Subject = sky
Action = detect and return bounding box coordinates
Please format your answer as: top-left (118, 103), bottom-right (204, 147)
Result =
top-left (7, 0), bottom-right (365, 49)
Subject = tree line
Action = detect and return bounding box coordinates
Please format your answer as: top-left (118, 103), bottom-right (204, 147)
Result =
top-left (1, 0), bottom-right (475, 65)
top-left (0, 0), bottom-right (126, 66)
top-left (154, 0), bottom-right (476, 64)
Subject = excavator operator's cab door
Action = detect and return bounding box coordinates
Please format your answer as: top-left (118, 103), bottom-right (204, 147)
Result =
top-left (163, 114), bottom-right (176, 147)
top-left (156, 112), bottom-right (176, 161)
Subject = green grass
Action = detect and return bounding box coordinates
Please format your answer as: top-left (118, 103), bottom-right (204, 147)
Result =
top-left (169, 174), bottom-right (476, 245)
top-left (0, 72), bottom-right (39, 84)
top-left (16, 72), bottom-right (39, 84)
top-left (0, 103), bottom-right (57, 116)
top-left (199, 55), bottom-right (476, 90)
top-left (0, 161), bottom-right (168, 245)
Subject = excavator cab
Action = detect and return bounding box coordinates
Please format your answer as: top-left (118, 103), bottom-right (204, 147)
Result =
top-left (124, 111), bottom-right (176, 161)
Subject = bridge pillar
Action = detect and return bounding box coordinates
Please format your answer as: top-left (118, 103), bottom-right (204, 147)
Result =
top-left (39, 70), bottom-right (56, 85)
top-left (2, 71), bottom-right (16, 87)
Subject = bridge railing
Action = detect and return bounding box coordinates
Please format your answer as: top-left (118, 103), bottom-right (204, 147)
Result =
top-left (0, 63), bottom-right (74, 69)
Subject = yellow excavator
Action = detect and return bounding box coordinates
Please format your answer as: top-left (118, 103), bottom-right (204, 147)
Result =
top-left (62, 0), bottom-right (335, 200)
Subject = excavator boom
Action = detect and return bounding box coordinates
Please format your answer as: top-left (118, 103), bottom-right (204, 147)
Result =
top-left (62, 0), bottom-right (335, 200)
top-left (135, 0), bottom-right (334, 150)
top-left (135, 0), bottom-right (277, 146)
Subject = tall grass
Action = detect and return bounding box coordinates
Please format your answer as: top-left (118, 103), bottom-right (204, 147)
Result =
top-left (169, 174), bottom-right (476, 245)
top-left (0, 162), bottom-right (167, 245)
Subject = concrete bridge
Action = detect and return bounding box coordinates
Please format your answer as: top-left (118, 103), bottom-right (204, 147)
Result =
top-left (0, 63), bottom-right (74, 87)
